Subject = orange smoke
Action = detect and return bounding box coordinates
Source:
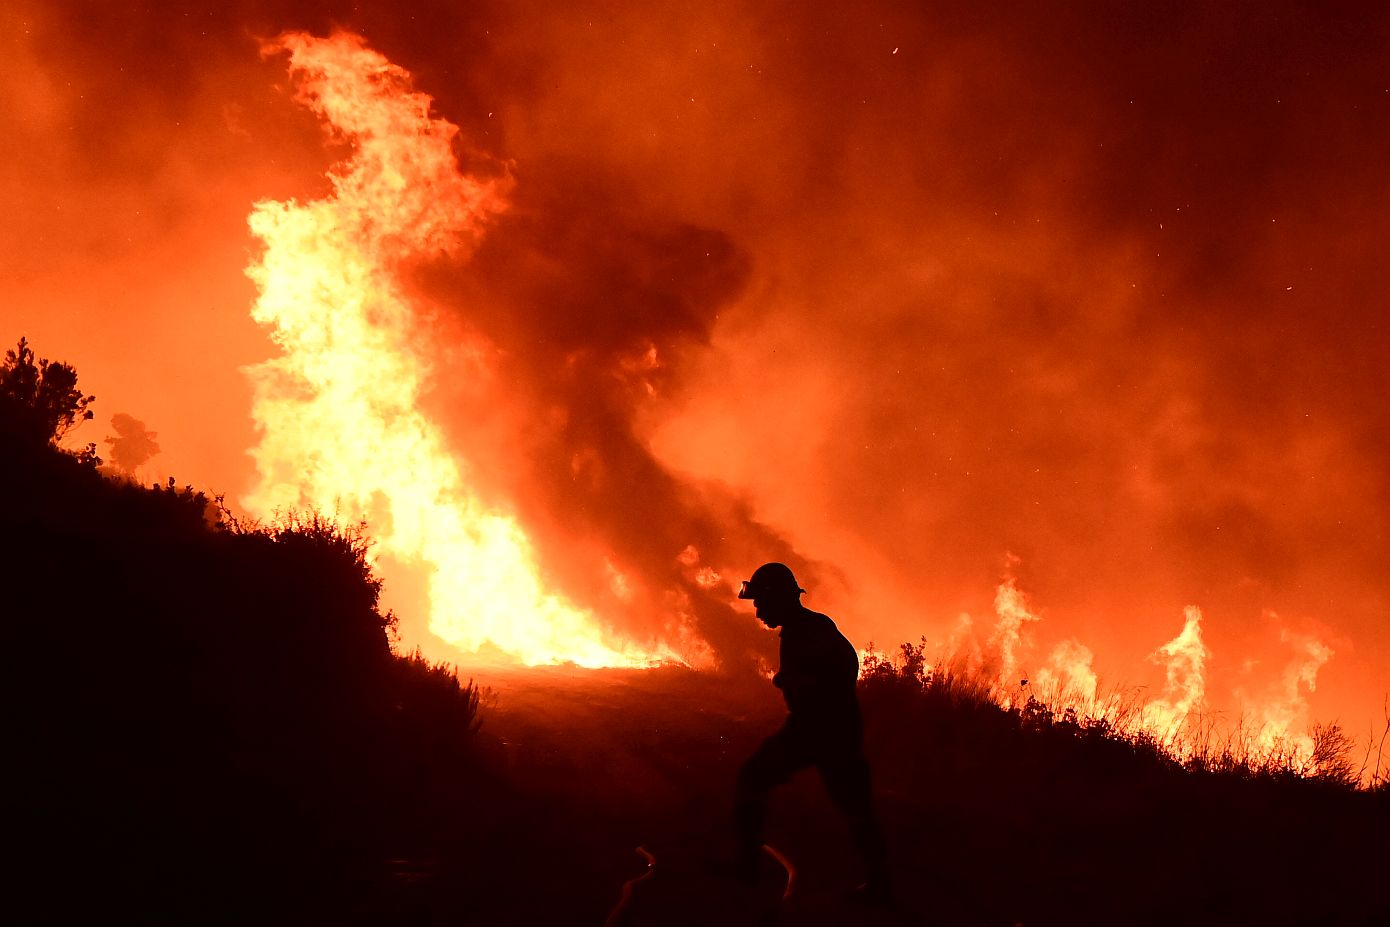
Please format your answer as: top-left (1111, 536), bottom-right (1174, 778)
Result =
top-left (242, 32), bottom-right (674, 667)
top-left (4, 4), bottom-right (1385, 752)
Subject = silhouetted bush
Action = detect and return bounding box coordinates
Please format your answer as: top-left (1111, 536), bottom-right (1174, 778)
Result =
top-left (1, 336), bottom-right (97, 461)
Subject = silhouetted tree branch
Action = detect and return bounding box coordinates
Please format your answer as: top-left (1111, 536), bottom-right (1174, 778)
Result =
top-left (1, 336), bottom-right (98, 463)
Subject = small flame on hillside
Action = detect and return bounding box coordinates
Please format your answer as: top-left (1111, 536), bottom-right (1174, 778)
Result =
top-left (986, 567), bottom-right (1043, 699)
top-left (908, 570), bottom-right (1335, 764)
top-left (1142, 605), bottom-right (1210, 738)
top-left (1240, 622), bottom-right (1335, 758)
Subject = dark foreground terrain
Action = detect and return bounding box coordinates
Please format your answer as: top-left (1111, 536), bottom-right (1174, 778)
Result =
top-left (5, 354), bottom-right (1386, 926)
top-left (456, 665), bottom-right (1388, 927)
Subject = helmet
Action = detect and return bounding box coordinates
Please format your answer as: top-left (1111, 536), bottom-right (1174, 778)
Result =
top-left (737, 562), bottom-right (805, 600)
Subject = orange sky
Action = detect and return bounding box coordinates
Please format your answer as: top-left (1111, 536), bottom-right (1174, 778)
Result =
top-left (3, 2), bottom-right (1387, 746)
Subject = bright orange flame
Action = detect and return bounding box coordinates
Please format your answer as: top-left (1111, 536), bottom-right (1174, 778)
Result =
top-left (1241, 618), bottom-right (1334, 758)
top-left (987, 566), bottom-right (1042, 703)
top-left (1140, 605), bottom-right (1209, 741)
top-left (241, 32), bottom-right (675, 667)
top-left (974, 578), bottom-right (1346, 763)
top-left (874, 576), bottom-right (1349, 770)
top-left (966, 571), bottom-right (1341, 757)
top-left (1034, 639), bottom-right (1098, 706)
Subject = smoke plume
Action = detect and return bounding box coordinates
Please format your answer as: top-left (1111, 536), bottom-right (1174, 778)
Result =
top-left (103, 413), bottom-right (161, 475)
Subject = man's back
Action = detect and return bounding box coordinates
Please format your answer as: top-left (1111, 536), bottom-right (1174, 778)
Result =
top-left (775, 608), bottom-right (860, 720)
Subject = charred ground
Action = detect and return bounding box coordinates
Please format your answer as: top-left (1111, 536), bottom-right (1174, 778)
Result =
top-left (4, 347), bottom-right (1386, 926)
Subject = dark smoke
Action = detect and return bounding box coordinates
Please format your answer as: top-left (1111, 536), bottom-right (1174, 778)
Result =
top-left (104, 413), bottom-right (161, 474)
top-left (413, 166), bottom-right (818, 670)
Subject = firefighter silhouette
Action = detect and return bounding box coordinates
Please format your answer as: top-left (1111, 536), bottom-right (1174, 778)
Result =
top-left (733, 562), bottom-right (890, 901)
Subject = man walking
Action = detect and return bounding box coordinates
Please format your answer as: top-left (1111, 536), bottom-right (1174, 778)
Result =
top-left (733, 562), bottom-right (889, 901)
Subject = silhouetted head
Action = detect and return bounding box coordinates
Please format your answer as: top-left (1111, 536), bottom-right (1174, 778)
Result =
top-left (738, 562), bottom-right (805, 628)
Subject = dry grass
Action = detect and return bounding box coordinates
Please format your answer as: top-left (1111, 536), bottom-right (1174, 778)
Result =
top-left (861, 638), bottom-right (1386, 790)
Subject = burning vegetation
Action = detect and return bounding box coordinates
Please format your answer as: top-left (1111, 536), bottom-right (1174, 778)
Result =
top-left (230, 31), bottom-right (1374, 780)
top-left (6, 5), bottom-right (1387, 739)
top-left (896, 569), bottom-right (1362, 772)
top-left (5, 3), bottom-right (1390, 922)
top-left (242, 31), bottom-right (788, 672)
top-left (5, 337), bottom-right (1386, 923)
top-left (242, 32), bottom-right (654, 668)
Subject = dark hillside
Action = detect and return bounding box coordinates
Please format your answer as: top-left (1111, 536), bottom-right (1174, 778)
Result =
top-left (4, 344), bottom-right (1385, 925)
top-left (3, 424), bottom-right (491, 922)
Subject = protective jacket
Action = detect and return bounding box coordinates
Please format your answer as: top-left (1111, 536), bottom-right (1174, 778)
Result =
top-left (773, 607), bottom-right (860, 722)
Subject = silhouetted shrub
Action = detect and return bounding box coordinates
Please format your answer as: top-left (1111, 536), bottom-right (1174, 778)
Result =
top-left (1, 335), bottom-right (97, 461)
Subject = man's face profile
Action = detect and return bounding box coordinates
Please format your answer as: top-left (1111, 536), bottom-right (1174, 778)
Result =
top-left (753, 594), bottom-right (796, 628)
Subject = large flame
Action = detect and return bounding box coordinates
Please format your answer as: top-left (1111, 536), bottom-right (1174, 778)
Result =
top-left (241, 32), bottom-right (671, 667)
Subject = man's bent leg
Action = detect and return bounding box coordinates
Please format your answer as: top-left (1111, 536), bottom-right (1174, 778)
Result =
top-left (819, 749), bottom-right (890, 899)
top-left (733, 727), bottom-right (804, 869)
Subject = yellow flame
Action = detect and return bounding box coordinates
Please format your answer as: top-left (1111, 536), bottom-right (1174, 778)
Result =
top-left (987, 570), bottom-right (1043, 703)
top-left (1243, 619), bottom-right (1334, 758)
top-left (964, 569), bottom-right (1337, 764)
top-left (1140, 605), bottom-right (1208, 740)
top-left (242, 31), bottom-right (672, 667)
top-left (1034, 639), bottom-right (1098, 705)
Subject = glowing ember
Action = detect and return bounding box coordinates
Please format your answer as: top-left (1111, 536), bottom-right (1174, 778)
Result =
top-left (242, 32), bottom-right (673, 667)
